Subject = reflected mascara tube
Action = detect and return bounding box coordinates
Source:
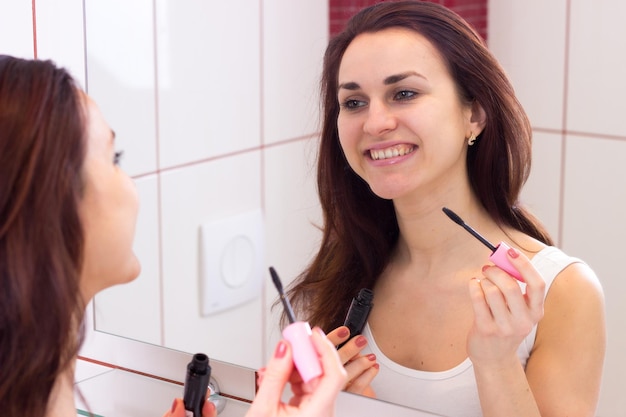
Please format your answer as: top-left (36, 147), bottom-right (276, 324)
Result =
top-left (269, 266), bottom-right (323, 383)
top-left (183, 353), bottom-right (211, 417)
top-left (338, 288), bottom-right (374, 349)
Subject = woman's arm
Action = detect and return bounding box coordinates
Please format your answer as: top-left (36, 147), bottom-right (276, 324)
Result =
top-left (469, 248), bottom-right (605, 417)
top-left (525, 261), bottom-right (605, 416)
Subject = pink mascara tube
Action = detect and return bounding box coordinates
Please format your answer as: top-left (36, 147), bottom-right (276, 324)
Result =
top-left (442, 207), bottom-right (524, 282)
top-left (269, 266), bottom-right (323, 383)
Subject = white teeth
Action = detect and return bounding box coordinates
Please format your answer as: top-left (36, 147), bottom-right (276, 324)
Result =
top-left (370, 145), bottom-right (415, 160)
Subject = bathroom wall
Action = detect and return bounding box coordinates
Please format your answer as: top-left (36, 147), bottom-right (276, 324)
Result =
top-left (489, 1), bottom-right (626, 416)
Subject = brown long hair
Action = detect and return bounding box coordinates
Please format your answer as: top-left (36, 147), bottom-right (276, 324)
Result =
top-left (0, 56), bottom-right (87, 417)
top-left (286, 1), bottom-right (553, 332)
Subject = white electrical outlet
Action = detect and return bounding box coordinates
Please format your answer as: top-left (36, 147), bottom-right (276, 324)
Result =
top-left (199, 209), bottom-right (264, 316)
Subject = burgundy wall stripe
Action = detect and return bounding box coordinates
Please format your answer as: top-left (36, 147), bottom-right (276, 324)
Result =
top-left (329, 0), bottom-right (488, 41)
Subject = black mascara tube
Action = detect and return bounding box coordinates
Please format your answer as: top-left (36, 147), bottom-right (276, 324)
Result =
top-left (338, 288), bottom-right (374, 349)
top-left (183, 353), bottom-right (211, 417)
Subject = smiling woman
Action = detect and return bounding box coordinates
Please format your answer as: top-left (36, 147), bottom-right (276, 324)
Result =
top-left (336, 27), bottom-right (483, 200)
top-left (285, 2), bottom-right (606, 417)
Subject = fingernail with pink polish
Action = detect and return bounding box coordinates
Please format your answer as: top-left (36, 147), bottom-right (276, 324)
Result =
top-left (274, 341), bottom-right (287, 359)
top-left (355, 336), bottom-right (367, 347)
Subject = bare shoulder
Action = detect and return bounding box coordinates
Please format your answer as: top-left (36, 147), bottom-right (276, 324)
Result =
top-left (527, 257), bottom-right (606, 414)
top-left (547, 260), bottom-right (604, 305)
top-left (536, 258), bottom-right (606, 348)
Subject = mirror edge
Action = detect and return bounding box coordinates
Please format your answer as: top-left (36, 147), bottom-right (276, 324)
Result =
top-left (79, 301), bottom-right (256, 402)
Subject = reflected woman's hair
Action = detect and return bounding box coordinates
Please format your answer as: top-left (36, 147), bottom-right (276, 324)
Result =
top-left (0, 55), bottom-right (87, 417)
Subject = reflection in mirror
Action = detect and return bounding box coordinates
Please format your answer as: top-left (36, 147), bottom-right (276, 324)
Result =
top-left (286, 2), bottom-right (606, 416)
top-left (5, 0), bottom-right (615, 415)
top-left (89, 0), bottom-right (615, 415)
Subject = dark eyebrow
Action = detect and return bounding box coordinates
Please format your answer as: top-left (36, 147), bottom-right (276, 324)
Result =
top-left (111, 129), bottom-right (116, 142)
top-left (338, 81), bottom-right (360, 91)
top-left (338, 71), bottom-right (426, 91)
top-left (384, 71), bottom-right (426, 85)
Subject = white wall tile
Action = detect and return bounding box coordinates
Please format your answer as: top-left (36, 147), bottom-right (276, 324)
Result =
top-left (156, 0), bottom-right (261, 169)
top-left (567, 0), bottom-right (626, 137)
top-left (520, 131), bottom-right (563, 243)
top-left (35, 0), bottom-right (86, 86)
top-left (85, 0), bottom-right (158, 177)
top-left (488, 0), bottom-right (567, 130)
top-left (561, 134), bottom-right (626, 416)
top-left (263, 138), bottom-right (324, 360)
top-left (263, 0), bottom-right (329, 144)
top-left (94, 176), bottom-right (162, 345)
top-left (159, 152), bottom-right (263, 369)
top-left (0, 2), bottom-right (34, 59)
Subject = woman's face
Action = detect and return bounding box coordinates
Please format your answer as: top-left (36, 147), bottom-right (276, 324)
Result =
top-left (336, 28), bottom-right (484, 202)
top-left (79, 93), bottom-right (140, 301)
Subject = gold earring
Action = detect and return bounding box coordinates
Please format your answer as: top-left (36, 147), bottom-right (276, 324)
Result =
top-left (467, 132), bottom-right (476, 146)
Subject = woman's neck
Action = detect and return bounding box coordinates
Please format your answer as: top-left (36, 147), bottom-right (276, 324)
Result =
top-left (391, 192), bottom-right (502, 274)
top-left (45, 357), bottom-right (77, 417)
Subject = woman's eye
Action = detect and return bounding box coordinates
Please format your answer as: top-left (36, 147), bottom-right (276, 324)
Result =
top-left (340, 99), bottom-right (366, 110)
top-left (394, 90), bottom-right (417, 101)
top-left (113, 150), bottom-right (124, 165)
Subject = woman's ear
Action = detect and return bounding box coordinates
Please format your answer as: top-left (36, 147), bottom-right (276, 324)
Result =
top-left (469, 101), bottom-right (487, 136)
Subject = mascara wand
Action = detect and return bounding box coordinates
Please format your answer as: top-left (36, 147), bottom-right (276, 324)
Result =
top-left (442, 207), bottom-right (524, 282)
top-left (269, 266), bottom-right (296, 324)
top-left (442, 207), bottom-right (496, 252)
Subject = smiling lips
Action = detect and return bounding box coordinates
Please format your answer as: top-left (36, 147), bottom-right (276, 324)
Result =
top-left (369, 144), bottom-right (416, 161)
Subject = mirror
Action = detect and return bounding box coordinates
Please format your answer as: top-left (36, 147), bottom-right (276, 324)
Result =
top-left (87, 0), bottom-right (328, 372)
top-left (85, 1), bottom-right (625, 416)
top-left (4, 0), bottom-right (621, 415)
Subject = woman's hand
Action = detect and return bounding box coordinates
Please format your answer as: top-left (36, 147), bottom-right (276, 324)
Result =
top-left (164, 398), bottom-right (216, 417)
top-left (467, 247), bottom-right (546, 367)
top-left (326, 326), bottom-right (378, 398)
top-left (248, 327), bottom-right (347, 417)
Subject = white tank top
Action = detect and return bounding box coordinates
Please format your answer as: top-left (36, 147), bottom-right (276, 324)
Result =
top-left (361, 246), bottom-right (580, 416)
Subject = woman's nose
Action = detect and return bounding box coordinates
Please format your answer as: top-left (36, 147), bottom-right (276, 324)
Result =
top-left (363, 100), bottom-right (397, 136)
